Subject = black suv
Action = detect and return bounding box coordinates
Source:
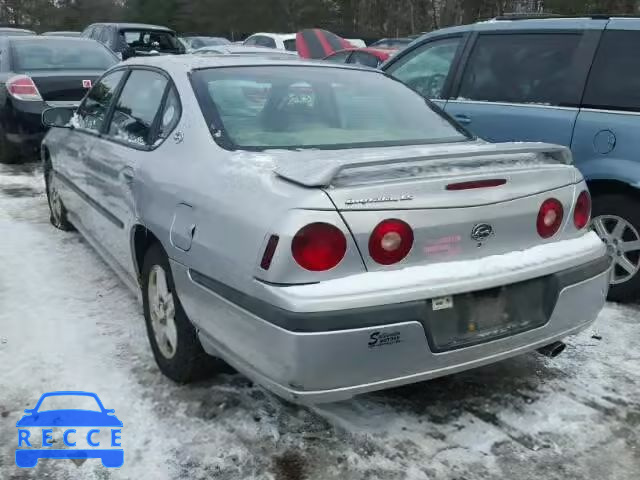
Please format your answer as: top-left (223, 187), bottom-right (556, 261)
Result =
top-left (81, 23), bottom-right (185, 60)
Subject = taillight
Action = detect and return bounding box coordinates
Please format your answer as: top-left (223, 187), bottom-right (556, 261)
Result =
top-left (7, 75), bottom-right (42, 101)
top-left (291, 223), bottom-right (346, 271)
top-left (573, 190), bottom-right (591, 230)
top-left (537, 198), bottom-right (564, 238)
top-left (369, 219), bottom-right (414, 265)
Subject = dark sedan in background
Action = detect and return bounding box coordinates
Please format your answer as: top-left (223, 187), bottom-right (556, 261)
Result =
top-left (0, 36), bottom-right (118, 163)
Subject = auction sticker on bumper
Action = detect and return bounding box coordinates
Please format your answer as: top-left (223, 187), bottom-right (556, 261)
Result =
top-left (15, 391), bottom-right (123, 468)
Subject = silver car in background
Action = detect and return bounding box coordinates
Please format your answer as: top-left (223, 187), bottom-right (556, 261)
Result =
top-left (41, 56), bottom-right (609, 403)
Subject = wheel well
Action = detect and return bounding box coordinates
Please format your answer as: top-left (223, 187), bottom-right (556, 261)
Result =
top-left (587, 179), bottom-right (640, 201)
top-left (132, 226), bottom-right (161, 280)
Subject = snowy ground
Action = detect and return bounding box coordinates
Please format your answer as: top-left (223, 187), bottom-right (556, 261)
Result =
top-left (0, 161), bottom-right (638, 480)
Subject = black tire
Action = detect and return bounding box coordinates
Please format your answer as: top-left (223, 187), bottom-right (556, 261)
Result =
top-left (592, 194), bottom-right (640, 303)
top-left (45, 166), bottom-right (74, 231)
top-left (141, 243), bottom-right (212, 383)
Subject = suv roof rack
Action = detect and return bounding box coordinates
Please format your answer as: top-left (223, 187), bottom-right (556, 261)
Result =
top-left (492, 13), bottom-right (640, 21)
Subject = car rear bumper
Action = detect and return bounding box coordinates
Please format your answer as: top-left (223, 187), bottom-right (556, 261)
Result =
top-left (172, 232), bottom-right (609, 403)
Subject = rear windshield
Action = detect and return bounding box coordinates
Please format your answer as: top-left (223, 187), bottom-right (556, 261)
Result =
top-left (120, 29), bottom-right (183, 53)
top-left (11, 39), bottom-right (117, 71)
top-left (191, 66), bottom-right (469, 150)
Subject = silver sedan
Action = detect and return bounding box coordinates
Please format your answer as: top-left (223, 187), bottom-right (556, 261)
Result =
top-left (41, 55), bottom-right (609, 403)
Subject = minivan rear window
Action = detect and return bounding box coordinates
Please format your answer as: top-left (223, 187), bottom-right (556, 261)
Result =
top-left (11, 39), bottom-right (118, 71)
top-left (120, 29), bottom-right (184, 54)
top-left (458, 33), bottom-right (582, 106)
top-left (191, 66), bottom-right (470, 150)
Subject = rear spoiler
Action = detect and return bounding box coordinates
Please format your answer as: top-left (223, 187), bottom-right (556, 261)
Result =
top-left (273, 142), bottom-right (572, 187)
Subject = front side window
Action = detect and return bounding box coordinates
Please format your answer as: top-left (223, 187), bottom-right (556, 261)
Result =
top-left (107, 70), bottom-right (168, 147)
top-left (192, 66), bottom-right (469, 150)
top-left (388, 37), bottom-right (461, 98)
top-left (583, 30), bottom-right (640, 111)
top-left (458, 33), bottom-right (582, 106)
top-left (73, 70), bottom-right (125, 133)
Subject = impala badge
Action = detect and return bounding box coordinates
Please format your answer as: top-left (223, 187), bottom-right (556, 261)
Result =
top-left (471, 223), bottom-right (494, 242)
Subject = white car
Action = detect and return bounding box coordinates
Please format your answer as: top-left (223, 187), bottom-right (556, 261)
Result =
top-left (243, 32), bottom-right (297, 51)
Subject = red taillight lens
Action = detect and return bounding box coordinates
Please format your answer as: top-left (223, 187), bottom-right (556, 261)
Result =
top-left (573, 190), bottom-right (591, 230)
top-left (7, 75), bottom-right (42, 101)
top-left (291, 223), bottom-right (346, 271)
top-left (537, 198), bottom-right (564, 238)
top-left (369, 219), bottom-right (414, 265)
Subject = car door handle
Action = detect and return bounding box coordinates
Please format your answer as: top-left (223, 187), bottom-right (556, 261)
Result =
top-left (454, 114), bottom-right (472, 125)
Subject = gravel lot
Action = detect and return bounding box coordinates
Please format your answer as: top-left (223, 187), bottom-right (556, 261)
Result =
top-left (0, 162), bottom-right (638, 480)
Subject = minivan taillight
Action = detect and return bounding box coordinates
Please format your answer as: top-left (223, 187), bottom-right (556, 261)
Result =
top-left (7, 75), bottom-right (42, 101)
top-left (291, 223), bottom-right (346, 271)
top-left (369, 219), bottom-right (414, 265)
top-left (573, 190), bottom-right (591, 230)
top-left (537, 198), bottom-right (564, 238)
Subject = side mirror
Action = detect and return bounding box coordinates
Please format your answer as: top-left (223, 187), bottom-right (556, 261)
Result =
top-left (42, 107), bottom-right (76, 128)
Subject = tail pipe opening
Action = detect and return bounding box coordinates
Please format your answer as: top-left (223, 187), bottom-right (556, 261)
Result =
top-left (536, 341), bottom-right (566, 358)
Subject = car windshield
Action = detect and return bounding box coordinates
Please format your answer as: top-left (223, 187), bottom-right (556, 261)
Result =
top-left (192, 65), bottom-right (469, 150)
top-left (121, 29), bottom-right (183, 53)
top-left (37, 395), bottom-right (102, 412)
top-left (11, 39), bottom-right (117, 71)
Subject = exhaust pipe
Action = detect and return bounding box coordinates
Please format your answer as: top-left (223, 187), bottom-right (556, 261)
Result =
top-left (537, 341), bottom-right (566, 358)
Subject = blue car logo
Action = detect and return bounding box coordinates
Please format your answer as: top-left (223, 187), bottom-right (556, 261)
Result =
top-left (16, 391), bottom-right (123, 468)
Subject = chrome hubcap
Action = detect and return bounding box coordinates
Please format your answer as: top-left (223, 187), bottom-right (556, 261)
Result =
top-left (48, 171), bottom-right (62, 224)
top-left (148, 265), bottom-right (178, 359)
top-left (592, 215), bottom-right (640, 285)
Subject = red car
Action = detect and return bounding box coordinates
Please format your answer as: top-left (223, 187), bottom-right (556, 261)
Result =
top-left (323, 47), bottom-right (395, 68)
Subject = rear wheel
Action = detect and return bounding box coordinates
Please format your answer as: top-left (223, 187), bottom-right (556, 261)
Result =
top-left (591, 194), bottom-right (640, 302)
top-left (45, 167), bottom-right (74, 231)
top-left (142, 243), bottom-right (212, 383)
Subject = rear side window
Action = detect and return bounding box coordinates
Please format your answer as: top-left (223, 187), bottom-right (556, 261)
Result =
top-left (255, 36), bottom-right (276, 49)
top-left (74, 70), bottom-right (125, 133)
top-left (387, 37), bottom-right (461, 99)
top-left (458, 33), bottom-right (582, 106)
top-left (158, 86), bottom-right (181, 140)
top-left (10, 39), bottom-right (117, 71)
top-left (583, 30), bottom-right (640, 111)
top-left (325, 51), bottom-right (351, 63)
top-left (107, 70), bottom-right (168, 147)
top-left (350, 51), bottom-right (380, 68)
top-left (283, 39), bottom-right (297, 52)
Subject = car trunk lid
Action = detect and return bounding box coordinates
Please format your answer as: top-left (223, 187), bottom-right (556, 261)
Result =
top-left (273, 141), bottom-right (582, 271)
top-left (25, 70), bottom-right (100, 102)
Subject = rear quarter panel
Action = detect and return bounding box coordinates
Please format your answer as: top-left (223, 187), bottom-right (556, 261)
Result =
top-left (133, 68), bottom-right (340, 297)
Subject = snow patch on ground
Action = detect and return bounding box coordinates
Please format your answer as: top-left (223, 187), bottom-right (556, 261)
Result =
top-left (0, 162), bottom-right (638, 480)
